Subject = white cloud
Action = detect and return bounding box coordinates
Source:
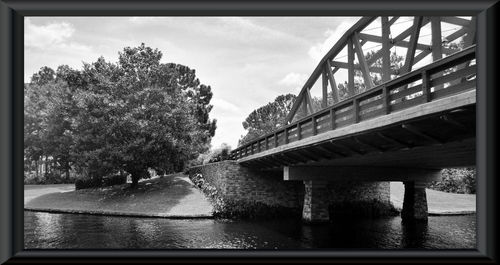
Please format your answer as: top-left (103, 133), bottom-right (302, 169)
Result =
top-left (278, 72), bottom-right (308, 87)
top-left (212, 98), bottom-right (240, 112)
top-left (128, 17), bottom-right (159, 24)
top-left (308, 21), bottom-right (353, 62)
top-left (25, 18), bottom-right (75, 49)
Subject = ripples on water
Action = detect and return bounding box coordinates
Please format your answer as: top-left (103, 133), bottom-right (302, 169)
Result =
top-left (24, 211), bottom-right (476, 249)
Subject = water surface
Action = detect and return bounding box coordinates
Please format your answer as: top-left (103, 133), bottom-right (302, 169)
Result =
top-left (24, 211), bottom-right (475, 249)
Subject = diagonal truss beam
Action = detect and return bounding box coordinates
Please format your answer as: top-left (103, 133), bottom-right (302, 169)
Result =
top-left (353, 32), bottom-right (374, 89)
top-left (285, 17), bottom-right (377, 124)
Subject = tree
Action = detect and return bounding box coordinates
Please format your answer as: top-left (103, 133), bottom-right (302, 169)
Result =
top-left (25, 67), bottom-right (76, 182)
top-left (239, 94), bottom-right (296, 146)
top-left (69, 44), bottom-right (217, 187)
top-left (24, 44), bottom-right (217, 187)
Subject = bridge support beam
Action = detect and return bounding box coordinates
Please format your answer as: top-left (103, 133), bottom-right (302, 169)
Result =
top-left (302, 181), bottom-right (330, 223)
top-left (401, 181), bottom-right (428, 222)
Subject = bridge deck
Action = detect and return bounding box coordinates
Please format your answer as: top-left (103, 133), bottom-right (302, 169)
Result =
top-left (231, 46), bottom-right (476, 169)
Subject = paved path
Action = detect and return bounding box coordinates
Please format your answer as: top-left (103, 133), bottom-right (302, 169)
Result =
top-left (24, 174), bottom-right (214, 218)
top-left (390, 182), bottom-right (476, 215)
top-left (24, 184), bottom-right (75, 205)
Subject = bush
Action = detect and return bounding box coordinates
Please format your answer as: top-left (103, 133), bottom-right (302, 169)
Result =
top-left (75, 176), bottom-right (102, 190)
top-left (75, 173), bottom-right (127, 190)
top-left (427, 168), bottom-right (476, 194)
top-left (102, 174), bottom-right (127, 186)
top-left (187, 143), bottom-right (233, 167)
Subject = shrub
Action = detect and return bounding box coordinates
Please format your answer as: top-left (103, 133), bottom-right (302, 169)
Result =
top-left (102, 174), bottom-right (127, 186)
top-left (75, 173), bottom-right (128, 190)
top-left (75, 176), bottom-right (102, 190)
top-left (427, 168), bottom-right (476, 194)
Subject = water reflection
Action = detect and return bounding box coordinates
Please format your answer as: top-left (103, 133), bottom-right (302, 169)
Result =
top-left (24, 211), bottom-right (475, 249)
top-left (401, 220), bottom-right (429, 248)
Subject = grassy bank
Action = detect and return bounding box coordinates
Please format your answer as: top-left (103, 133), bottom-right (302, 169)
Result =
top-left (24, 173), bottom-right (214, 218)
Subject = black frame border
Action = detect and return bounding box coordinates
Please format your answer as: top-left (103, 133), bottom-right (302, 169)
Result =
top-left (1, 0), bottom-right (497, 263)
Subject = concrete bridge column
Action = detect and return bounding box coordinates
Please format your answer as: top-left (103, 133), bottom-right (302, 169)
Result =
top-left (401, 181), bottom-right (428, 222)
top-left (302, 180), bottom-right (330, 223)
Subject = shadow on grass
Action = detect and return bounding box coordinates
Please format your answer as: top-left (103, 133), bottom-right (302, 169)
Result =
top-left (25, 174), bottom-right (197, 216)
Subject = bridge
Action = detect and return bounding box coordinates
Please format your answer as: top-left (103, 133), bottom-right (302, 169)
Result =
top-left (223, 16), bottom-right (476, 223)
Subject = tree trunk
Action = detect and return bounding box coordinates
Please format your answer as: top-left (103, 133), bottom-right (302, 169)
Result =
top-left (131, 174), bottom-right (139, 188)
top-left (35, 160), bottom-right (39, 178)
top-left (65, 166), bottom-right (70, 182)
top-left (44, 155), bottom-right (48, 179)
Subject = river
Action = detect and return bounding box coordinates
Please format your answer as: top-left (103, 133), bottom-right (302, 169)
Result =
top-left (24, 211), bottom-right (476, 249)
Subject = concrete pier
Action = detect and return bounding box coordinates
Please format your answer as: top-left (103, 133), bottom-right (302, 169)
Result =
top-left (401, 181), bottom-right (428, 221)
top-left (302, 181), bottom-right (330, 223)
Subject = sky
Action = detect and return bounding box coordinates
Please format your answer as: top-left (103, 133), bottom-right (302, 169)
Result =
top-left (24, 16), bottom-right (467, 150)
top-left (25, 16), bottom-right (362, 149)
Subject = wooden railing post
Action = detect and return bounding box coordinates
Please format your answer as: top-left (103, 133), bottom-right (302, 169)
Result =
top-left (312, 117), bottom-right (317, 135)
top-left (353, 98), bottom-right (360, 123)
top-left (274, 133), bottom-right (278, 147)
top-left (257, 140), bottom-right (261, 153)
top-left (284, 129), bottom-right (289, 144)
top-left (330, 108), bottom-right (336, 130)
top-left (383, 85), bottom-right (390, 114)
top-left (265, 137), bottom-right (269, 150)
top-left (422, 70), bottom-right (431, 102)
top-left (297, 123), bottom-right (302, 140)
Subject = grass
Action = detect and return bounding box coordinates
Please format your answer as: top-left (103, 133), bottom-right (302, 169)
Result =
top-left (24, 173), bottom-right (214, 218)
top-left (24, 177), bottom-right (476, 218)
top-left (390, 182), bottom-right (476, 215)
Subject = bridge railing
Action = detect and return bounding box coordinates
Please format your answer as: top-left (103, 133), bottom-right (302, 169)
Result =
top-left (230, 45), bottom-right (476, 160)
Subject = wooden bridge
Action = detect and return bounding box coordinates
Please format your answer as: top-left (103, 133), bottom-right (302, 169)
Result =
top-left (230, 16), bottom-right (476, 171)
top-left (227, 16), bottom-right (476, 223)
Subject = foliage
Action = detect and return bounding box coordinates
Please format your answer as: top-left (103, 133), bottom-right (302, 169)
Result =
top-left (186, 143), bottom-right (233, 167)
top-left (74, 173), bottom-right (127, 190)
top-left (207, 143), bottom-right (232, 163)
top-left (24, 43), bottom-right (217, 187)
top-left (427, 168), bottom-right (476, 194)
top-left (238, 94), bottom-right (296, 146)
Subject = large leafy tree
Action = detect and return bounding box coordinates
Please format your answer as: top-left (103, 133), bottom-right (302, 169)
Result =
top-left (25, 67), bottom-right (75, 180)
top-left (25, 43), bottom-right (217, 187)
top-left (239, 94), bottom-right (296, 146)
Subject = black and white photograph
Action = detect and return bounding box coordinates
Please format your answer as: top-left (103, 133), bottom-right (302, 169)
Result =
top-left (21, 15), bottom-right (479, 250)
top-left (0, 1), bottom-right (498, 262)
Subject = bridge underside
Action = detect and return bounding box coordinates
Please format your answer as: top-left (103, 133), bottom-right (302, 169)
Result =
top-left (238, 91), bottom-right (475, 170)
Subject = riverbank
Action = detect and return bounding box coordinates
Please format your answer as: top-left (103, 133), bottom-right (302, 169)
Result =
top-left (25, 176), bottom-right (475, 218)
top-left (24, 173), bottom-right (213, 218)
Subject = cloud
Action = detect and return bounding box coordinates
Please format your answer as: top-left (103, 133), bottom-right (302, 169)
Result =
top-left (128, 17), bottom-right (159, 24)
top-left (212, 98), bottom-right (240, 112)
top-left (25, 18), bottom-right (75, 49)
top-left (278, 72), bottom-right (308, 87)
top-left (308, 21), bottom-right (353, 62)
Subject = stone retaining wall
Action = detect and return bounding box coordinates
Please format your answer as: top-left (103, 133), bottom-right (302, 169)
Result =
top-left (188, 161), bottom-right (393, 218)
top-left (188, 161), bottom-right (303, 209)
top-left (328, 181), bottom-right (390, 203)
